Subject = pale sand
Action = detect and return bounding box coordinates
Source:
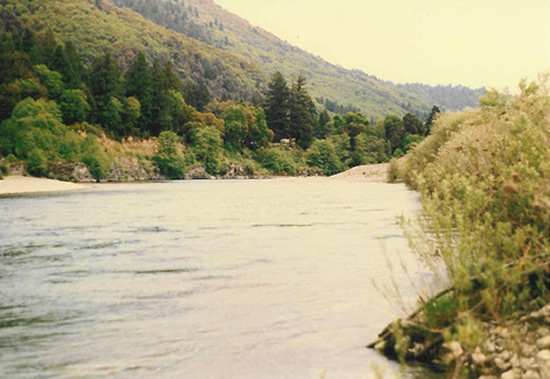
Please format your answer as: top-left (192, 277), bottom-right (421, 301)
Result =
top-left (0, 176), bottom-right (88, 195)
top-left (330, 163), bottom-right (388, 182)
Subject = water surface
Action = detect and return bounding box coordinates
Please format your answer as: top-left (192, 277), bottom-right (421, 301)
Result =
top-left (0, 179), bottom-right (434, 378)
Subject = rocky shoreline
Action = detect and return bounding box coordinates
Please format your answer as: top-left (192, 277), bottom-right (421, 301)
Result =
top-left (369, 304), bottom-right (550, 378)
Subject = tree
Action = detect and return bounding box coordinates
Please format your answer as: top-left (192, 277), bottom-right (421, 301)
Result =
top-left (402, 113), bottom-right (426, 135)
top-left (153, 130), bottom-right (185, 178)
top-left (289, 75), bottom-right (316, 148)
top-left (184, 79), bottom-right (210, 112)
top-left (59, 89), bottom-right (90, 125)
top-left (88, 51), bottom-right (122, 125)
top-left (316, 108), bottom-right (331, 139)
top-left (50, 45), bottom-right (79, 88)
top-left (384, 114), bottom-right (405, 152)
top-left (124, 52), bottom-right (153, 133)
top-left (425, 105), bottom-right (441, 135)
top-left (305, 139), bottom-right (342, 175)
top-left (264, 71), bottom-right (289, 142)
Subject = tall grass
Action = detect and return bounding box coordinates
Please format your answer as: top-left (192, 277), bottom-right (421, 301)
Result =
top-left (400, 77), bottom-right (550, 341)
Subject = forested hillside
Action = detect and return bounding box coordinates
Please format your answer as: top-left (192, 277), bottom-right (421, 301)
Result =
top-left (397, 83), bottom-right (485, 111)
top-left (0, 0), bottom-right (267, 104)
top-left (107, 0), bottom-right (483, 119)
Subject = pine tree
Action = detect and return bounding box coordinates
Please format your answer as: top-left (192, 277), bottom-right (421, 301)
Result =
top-left (289, 75), bottom-right (316, 148)
top-left (88, 51), bottom-right (122, 126)
top-left (124, 52), bottom-right (153, 134)
top-left (264, 71), bottom-right (289, 142)
top-left (425, 105), bottom-right (441, 135)
top-left (316, 108), bottom-right (331, 139)
top-left (51, 45), bottom-right (79, 88)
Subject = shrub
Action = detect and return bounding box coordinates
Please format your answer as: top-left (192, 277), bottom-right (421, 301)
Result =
top-left (26, 148), bottom-right (49, 176)
top-left (81, 136), bottom-right (111, 181)
top-left (387, 158), bottom-right (400, 183)
top-left (305, 139), bottom-right (343, 175)
top-left (261, 148), bottom-right (297, 175)
top-left (152, 131), bottom-right (185, 179)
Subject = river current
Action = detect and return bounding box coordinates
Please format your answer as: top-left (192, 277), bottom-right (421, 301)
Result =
top-left (0, 179), bottom-right (436, 378)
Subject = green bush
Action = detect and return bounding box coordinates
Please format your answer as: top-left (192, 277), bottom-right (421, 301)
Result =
top-left (305, 139), bottom-right (343, 175)
top-left (81, 136), bottom-right (111, 181)
top-left (153, 131), bottom-right (185, 179)
top-left (191, 126), bottom-right (227, 175)
top-left (261, 148), bottom-right (297, 175)
top-left (26, 148), bottom-right (49, 176)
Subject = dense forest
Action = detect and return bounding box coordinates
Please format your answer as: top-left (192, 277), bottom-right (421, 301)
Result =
top-left (0, 22), bottom-right (438, 181)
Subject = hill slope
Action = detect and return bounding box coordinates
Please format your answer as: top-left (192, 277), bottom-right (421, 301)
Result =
top-left (0, 0), bottom-right (267, 102)
top-left (108, 0), bottom-right (483, 118)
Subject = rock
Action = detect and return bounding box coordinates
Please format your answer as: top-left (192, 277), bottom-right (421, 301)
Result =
top-left (494, 357), bottom-right (511, 371)
top-left (472, 351), bottom-right (487, 365)
top-left (185, 165), bottom-right (213, 180)
top-left (537, 327), bottom-right (550, 338)
top-left (537, 336), bottom-right (550, 350)
top-left (509, 353), bottom-right (519, 369)
top-left (500, 369), bottom-right (518, 379)
top-left (536, 350), bottom-right (550, 379)
top-left (522, 370), bottom-right (540, 379)
top-left (485, 341), bottom-right (497, 353)
top-left (522, 343), bottom-right (538, 357)
top-left (520, 357), bottom-right (536, 371)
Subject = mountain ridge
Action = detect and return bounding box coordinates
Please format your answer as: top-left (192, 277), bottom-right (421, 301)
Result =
top-left (108, 0), bottom-right (483, 118)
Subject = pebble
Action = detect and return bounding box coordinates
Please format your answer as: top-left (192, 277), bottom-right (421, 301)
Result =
top-left (495, 357), bottom-right (511, 371)
top-left (500, 369), bottom-right (518, 379)
top-left (537, 327), bottom-right (550, 338)
top-left (522, 370), bottom-right (540, 379)
top-left (472, 351), bottom-right (487, 365)
top-left (536, 335), bottom-right (550, 350)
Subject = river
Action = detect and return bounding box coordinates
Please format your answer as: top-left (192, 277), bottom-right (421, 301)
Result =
top-left (0, 179), bottom-right (437, 378)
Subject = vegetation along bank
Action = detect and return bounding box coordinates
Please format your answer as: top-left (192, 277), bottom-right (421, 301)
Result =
top-left (371, 77), bottom-right (550, 378)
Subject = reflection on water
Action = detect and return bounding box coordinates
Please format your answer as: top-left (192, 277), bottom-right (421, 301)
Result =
top-left (0, 179), bottom-right (438, 378)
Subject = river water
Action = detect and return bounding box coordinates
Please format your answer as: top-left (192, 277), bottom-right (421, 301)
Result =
top-left (0, 179), bottom-right (436, 378)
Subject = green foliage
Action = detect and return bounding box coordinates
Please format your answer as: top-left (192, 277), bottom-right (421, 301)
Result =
top-left (34, 64), bottom-right (64, 99)
top-left (305, 139), bottom-right (342, 175)
top-left (152, 130), bottom-right (185, 179)
top-left (190, 125), bottom-right (227, 175)
top-left (26, 148), bottom-right (49, 176)
top-left (260, 147), bottom-right (297, 175)
top-left (264, 71), bottom-right (290, 142)
top-left (81, 135), bottom-right (111, 181)
top-left (59, 89), bottom-right (90, 124)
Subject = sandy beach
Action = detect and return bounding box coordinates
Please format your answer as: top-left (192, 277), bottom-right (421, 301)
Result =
top-left (0, 176), bottom-right (89, 195)
top-left (329, 162), bottom-right (388, 182)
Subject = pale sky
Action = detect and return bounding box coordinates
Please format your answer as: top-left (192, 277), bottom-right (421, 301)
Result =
top-left (215, 0), bottom-right (550, 90)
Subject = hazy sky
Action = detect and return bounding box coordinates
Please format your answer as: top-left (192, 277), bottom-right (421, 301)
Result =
top-left (215, 0), bottom-right (550, 90)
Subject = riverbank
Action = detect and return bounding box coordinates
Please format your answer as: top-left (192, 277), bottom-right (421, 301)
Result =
top-left (0, 176), bottom-right (89, 195)
top-left (369, 79), bottom-right (550, 378)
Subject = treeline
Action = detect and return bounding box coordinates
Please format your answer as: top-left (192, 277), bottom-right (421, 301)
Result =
top-left (0, 28), bottom-right (440, 180)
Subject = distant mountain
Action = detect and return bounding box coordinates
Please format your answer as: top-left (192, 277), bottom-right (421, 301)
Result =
top-left (107, 0), bottom-right (483, 119)
top-left (396, 83), bottom-right (485, 112)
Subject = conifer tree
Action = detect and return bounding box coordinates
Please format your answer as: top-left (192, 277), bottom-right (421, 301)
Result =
top-left (264, 71), bottom-right (289, 142)
top-left (124, 52), bottom-right (153, 134)
top-left (88, 51), bottom-right (122, 127)
top-left (289, 75), bottom-right (316, 148)
top-left (316, 108), bottom-right (331, 139)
